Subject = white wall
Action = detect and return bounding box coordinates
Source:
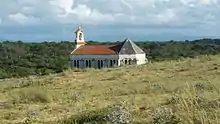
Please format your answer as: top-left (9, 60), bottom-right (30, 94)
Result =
top-left (136, 54), bottom-right (147, 65)
top-left (118, 53), bottom-right (147, 65)
top-left (70, 54), bottom-right (118, 68)
top-left (118, 54), bottom-right (137, 60)
top-left (70, 53), bottom-right (147, 68)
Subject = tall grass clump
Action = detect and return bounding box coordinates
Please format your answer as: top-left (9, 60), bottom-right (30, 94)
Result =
top-left (9, 87), bottom-right (51, 104)
top-left (174, 83), bottom-right (219, 124)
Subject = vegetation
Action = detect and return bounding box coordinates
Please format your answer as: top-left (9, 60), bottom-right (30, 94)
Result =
top-left (59, 104), bottom-right (132, 124)
top-left (0, 54), bottom-right (220, 123)
top-left (1, 38), bottom-right (220, 79)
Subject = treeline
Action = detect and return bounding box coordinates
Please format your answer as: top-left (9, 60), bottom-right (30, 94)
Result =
top-left (0, 38), bottom-right (220, 79)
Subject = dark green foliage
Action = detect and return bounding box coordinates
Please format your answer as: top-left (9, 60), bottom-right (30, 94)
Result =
top-left (0, 38), bottom-right (220, 79)
top-left (0, 41), bottom-right (73, 79)
top-left (136, 39), bottom-right (220, 61)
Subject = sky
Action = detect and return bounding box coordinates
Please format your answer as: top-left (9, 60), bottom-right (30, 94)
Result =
top-left (1, 0), bottom-right (220, 42)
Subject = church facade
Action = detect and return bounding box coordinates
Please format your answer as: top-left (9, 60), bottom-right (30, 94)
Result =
top-left (70, 26), bottom-right (148, 69)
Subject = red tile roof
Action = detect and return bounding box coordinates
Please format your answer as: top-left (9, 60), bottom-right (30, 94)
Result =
top-left (71, 45), bottom-right (119, 55)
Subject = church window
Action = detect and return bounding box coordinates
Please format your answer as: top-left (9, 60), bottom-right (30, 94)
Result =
top-left (128, 59), bottom-right (132, 65)
top-left (125, 59), bottom-right (128, 64)
top-left (98, 60), bottom-right (101, 69)
top-left (79, 33), bottom-right (82, 40)
top-left (100, 60), bottom-right (104, 68)
top-left (88, 60), bottom-right (92, 68)
top-left (110, 60), bottom-right (113, 66)
top-left (86, 60), bottom-right (89, 67)
top-left (76, 60), bottom-right (80, 68)
top-left (74, 60), bottom-right (77, 67)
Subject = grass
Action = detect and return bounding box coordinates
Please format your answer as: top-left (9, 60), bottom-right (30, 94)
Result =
top-left (0, 54), bottom-right (220, 123)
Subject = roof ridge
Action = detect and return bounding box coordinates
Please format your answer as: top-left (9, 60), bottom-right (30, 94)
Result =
top-left (70, 45), bottom-right (83, 54)
top-left (129, 40), bottom-right (145, 53)
top-left (117, 38), bottom-right (129, 51)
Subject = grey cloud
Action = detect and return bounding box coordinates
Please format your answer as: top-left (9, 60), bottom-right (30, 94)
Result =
top-left (1, 0), bottom-right (220, 27)
top-left (1, 0), bottom-right (220, 41)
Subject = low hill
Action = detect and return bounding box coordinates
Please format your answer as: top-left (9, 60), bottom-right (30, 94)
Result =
top-left (0, 54), bottom-right (220, 124)
top-left (1, 39), bottom-right (220, 79)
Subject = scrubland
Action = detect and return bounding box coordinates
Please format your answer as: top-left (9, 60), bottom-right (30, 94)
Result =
top-left (0, 54), bottom-right (220, 124)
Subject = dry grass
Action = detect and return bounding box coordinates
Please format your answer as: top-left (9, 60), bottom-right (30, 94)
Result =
top-left (0, 55), bottom-right (220, 124)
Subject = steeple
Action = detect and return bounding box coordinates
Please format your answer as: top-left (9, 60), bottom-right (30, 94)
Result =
top-left (74, 25), bottom-right (86, 49)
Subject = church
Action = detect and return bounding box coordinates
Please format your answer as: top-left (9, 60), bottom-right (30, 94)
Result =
top-left (70, 26), bottom-right (148, 69)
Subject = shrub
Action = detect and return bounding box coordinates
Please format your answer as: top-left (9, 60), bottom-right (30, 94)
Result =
top-left (152, 107), bottom-right (180, 124)
top-left (104, 104), bottom-right (133, 124)
top-left (59, 104), bottom-right (132, 124)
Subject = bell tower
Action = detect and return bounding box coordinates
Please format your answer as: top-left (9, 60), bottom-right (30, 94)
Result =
top-left (74, 25), bottom-right (86, 49)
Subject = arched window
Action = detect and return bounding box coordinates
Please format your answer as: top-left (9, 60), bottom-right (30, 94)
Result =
top-left (86, 60), bottom-right (89, 67)
top-left (128, 59), bottom-right (132, 65)
top-left (88, 60), bottom-right (92, 68)
top-left (110, 60), bottom-right (113, 66)
top-left (76, 60), bottom-right (80, 68)
top-left (74, 60), bottom-right (77, 67)
top-left (79, 33), bottom-right (82, 40)
top-left (98, 60), bottom-right (101, 69)
top-left (100, 60), bottom-right (104, 68)
top-left (125, 59), bottom-right (128, 65)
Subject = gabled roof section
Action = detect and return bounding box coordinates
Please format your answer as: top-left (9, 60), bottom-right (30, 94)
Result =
top-left (70, 38), bottom-right (145, 55)
top-left (118, 38), bottom-right (145, 54)
top-left (70, 45), bottom-right (120, 55)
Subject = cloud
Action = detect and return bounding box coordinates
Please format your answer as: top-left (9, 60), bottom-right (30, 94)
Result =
top-left (1, 0), bottom-right (220, 41)
top-left (8, 13), bottom-right (40, 25)
top-left (1, 0), bottom-right (220, 26)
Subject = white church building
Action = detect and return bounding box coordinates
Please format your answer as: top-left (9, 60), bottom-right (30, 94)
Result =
top-left (70, 26), bottom-right (148, 69)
